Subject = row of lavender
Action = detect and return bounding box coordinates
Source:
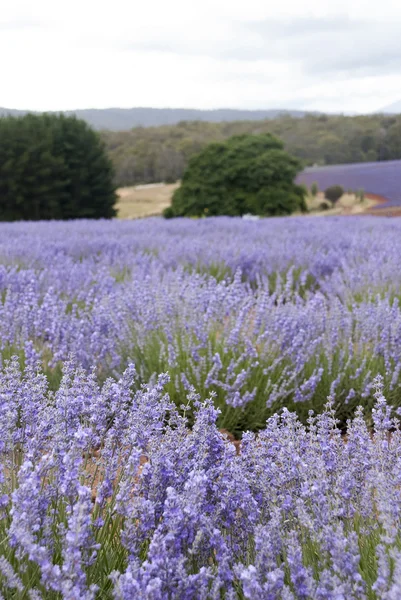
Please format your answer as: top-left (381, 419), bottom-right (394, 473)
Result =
top-left (296, 159), bottom-right (401, 208)
top-left (0, 217), bottom-right (400, 429)
top-left (0, 360), bottom-right (400, 598)
top-left (1, 216), bottom-right (401, 598)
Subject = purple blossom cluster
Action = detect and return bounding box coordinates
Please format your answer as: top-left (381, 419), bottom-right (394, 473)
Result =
top-left (0, 217), bottom-right (400, 426)
top-left (0, 361), bottom-right (400, 599)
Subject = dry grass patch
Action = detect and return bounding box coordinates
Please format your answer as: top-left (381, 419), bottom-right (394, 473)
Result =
top-left (116, 182), bottom-right (179, 219)
top-left (306, 191), bottom-right (381, 216)
top-left (116, 183), bottom-right (387, 220)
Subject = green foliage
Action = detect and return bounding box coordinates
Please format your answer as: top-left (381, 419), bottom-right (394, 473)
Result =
top-left (310, 182), bottom-right (318, 196)
top-left (103, 113), bottom-right (401, 187)
top-left (324, 185), bottom-right (344, 204)
top-left (162, 206), bottom-right (175, 219)
top-left (166, 134), bottom-right (306, 218)
top-left (357, 188), bottom-right (365, 202)
top-left (0, 113), bottom-right (116, 220)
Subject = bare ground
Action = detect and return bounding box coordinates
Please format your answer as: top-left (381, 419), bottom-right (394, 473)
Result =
top-left (116, 182), bottom-right (179, 219)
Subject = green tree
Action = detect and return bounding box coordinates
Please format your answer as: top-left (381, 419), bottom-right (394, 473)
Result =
top-left (324, 185), bottom-right (344, 205)
top-left (310, 182), bottom-right (318, 196)
top-left (0, 114), bottom-right (116, 221)
top-left (165, 134), bottom-right (306, 218)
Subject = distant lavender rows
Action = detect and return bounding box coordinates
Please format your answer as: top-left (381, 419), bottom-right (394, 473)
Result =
top-left (296, 159), bottom-right (401, 207)
top-left (0, 217), bottom-right (400, 425)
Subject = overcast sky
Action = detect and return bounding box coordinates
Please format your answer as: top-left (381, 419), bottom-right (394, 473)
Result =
top-left (2, 0), bottom-right (401, 113)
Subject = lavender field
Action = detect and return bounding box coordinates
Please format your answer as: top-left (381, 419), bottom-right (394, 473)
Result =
top-left (2, 216), bottom-right (401, 598)
top-left (297, 160), bottom-right (401, 208)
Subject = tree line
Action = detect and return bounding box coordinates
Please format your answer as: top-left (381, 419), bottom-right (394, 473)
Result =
top-left (102, 113), bottom-right (401, 187)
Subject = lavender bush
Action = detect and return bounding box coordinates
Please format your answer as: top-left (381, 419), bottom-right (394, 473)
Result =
top-left (1, 216), bottom-right (401, 598)
top-left (0, 217), bottom-right (399, 429)
top-left (0, 360), bottom-right (400, 599)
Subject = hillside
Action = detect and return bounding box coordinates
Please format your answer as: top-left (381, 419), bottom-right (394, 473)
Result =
top-left (102, 113), bottom-right (401, 186)
top-left (0, 107), bottom-right (309, 131)
top-left (5, 108), bottom-right (401, 189)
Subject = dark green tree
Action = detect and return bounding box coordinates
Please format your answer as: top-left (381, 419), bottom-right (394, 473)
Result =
top-left (324, 185), bottom-right (344, 205)
top-left (165, 134), bottom-right (306, 218)
top-left (0, 114), bottom-right (116, 221)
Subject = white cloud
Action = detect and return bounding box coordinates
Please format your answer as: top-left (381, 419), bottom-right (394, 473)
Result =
top-left (1, 0), bottom-right (401, 112)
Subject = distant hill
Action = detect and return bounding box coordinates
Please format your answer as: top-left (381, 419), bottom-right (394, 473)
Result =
top-left (0, 107), bottom-right (310, 131)
top-left (377, 100), bottom-right (401, 114)
top-left (102, 113), bottom-right (401, 187)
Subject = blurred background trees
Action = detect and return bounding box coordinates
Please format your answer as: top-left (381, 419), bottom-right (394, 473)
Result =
top-left (324, 185), bottom-right (344, 205)
top-left (103, 113), bottom-right (401, 187)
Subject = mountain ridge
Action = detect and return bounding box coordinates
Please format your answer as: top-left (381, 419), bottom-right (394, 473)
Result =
top-left (0, 106), bottom-right (312, 131)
